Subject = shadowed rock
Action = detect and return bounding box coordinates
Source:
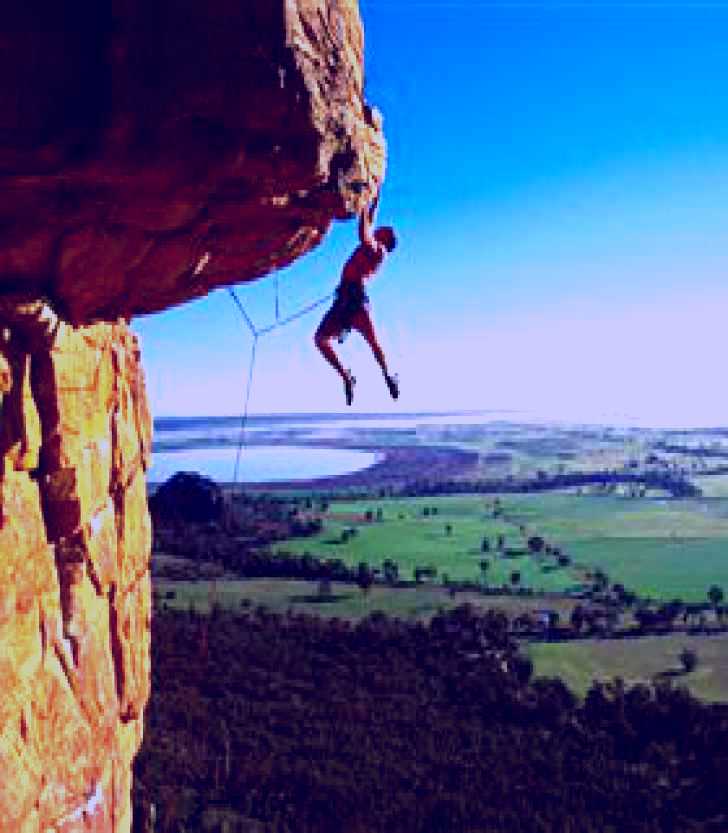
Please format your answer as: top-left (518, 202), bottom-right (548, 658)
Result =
top-left (0, 0), bottom-right (385, 324)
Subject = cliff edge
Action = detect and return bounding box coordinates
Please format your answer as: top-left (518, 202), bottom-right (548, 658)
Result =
top-left (0, 1), bottom-right (385, 831)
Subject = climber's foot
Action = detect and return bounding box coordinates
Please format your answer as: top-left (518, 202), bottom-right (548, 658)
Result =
top-left (385, 373), bottom-right (399, 401)
top-left (344, 372), bottom-right (356, 406)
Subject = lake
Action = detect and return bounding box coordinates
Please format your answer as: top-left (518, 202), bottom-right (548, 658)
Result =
top-left (148, 444), bottom-right (379, 484)
top-left (148, 410), bottom-right (504, 484)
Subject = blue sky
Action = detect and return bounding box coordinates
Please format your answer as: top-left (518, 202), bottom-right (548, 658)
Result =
top-left (134, 0), bottom-right (728, 426)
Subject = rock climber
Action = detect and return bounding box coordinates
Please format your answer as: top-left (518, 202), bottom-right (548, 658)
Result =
top-left (314, 193), bottom-right (398, 406)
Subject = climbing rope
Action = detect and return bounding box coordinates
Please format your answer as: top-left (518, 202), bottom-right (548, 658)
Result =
top-left (226, 282), bottom-right (334, 486)
top-left (256, 292), bottom-right (333, 336)
top-left (274, 272), bottom-right (280, 324)
top-left (231, 331), bottom-right (258, 485)
top-left (226, 286), bottom-right (258, 338)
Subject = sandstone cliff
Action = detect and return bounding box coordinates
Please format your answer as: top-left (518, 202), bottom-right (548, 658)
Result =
top-left (0, 306), bottom-right (150, 833)
top-left (0, 1), bottom-right (384, 830)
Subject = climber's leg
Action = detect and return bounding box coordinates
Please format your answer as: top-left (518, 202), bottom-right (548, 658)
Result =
top-left (352, 308), bottom-right (399, 400)
top-left (351, 307), bottom-right (387, 373)
top-left (315, 312), bottom-right (356, 405)
top-left (315, 332), bottom-right (347, 379)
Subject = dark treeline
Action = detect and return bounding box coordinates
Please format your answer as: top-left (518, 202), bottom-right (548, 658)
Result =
top-left (395, 470), bottom-right (701, 499)
top-left (696, 465), bottom-right (728, 477)
top-left (654, 442), bottom-right (728, 460)
top-left (276, 470), bottom-right (701, 504)
top-left (206, 549), bottom-right (364, 583)
top-left (133, 605), bottom-right (728, 833)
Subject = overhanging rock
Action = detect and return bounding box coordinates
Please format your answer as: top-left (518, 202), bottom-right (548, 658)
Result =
top-left (0, 0), bottom-right (386, 324)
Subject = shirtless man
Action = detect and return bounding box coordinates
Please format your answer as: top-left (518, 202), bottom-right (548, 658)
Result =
top-left (314, 196), bottom-right (398, 406)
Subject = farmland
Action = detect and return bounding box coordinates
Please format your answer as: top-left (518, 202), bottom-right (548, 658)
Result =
top-left (529, 633), bottom-right (728, 703)
top-left (150, 417), bottom-right (728, 707)
top-left (500, 494), bottom-right (728, 601)
top-left (270, 493), bottom-right (728, 602)
top-left (153, 576), bottom-right (581, 621)
top-left (276, 495), bottom-right (574, 590)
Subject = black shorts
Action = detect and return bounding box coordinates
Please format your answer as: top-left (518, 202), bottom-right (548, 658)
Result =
top-left (317, 283), bottom-right (369, 337)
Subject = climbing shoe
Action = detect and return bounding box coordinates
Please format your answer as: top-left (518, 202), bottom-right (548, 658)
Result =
top-left (344, 372), bottom-right (356, 406)
top-left (385, 373), bottom-right (399, 401)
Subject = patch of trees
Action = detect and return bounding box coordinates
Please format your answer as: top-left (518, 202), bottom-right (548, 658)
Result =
top-left (152, 488), bottom-right (324, 561)
top-left (680, 648), bottom-right (699, 673)
top-left (133, 604), bottom-right (728, 833)
top-left (154, 517), bottom-right (322, 564)
top-left (149, 472), bottom-right (225, 525)
top-left (222, 550), bottom-right (364, 583)
top-left (413, 565), bottom-right (438, 583)
top-left (632, 594), bottom-right (728, 634)
top-left (569, 603), bottom-right (620, 637)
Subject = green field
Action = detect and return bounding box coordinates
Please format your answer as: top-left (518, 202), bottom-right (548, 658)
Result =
top-left (275, 495), bottom-right (578, 593)
top-left (154, 577), bottom-right (579, 621)
top-left (271, 493), bottom-right (728, 601)
top-left (500, 494), bottom-right (728, 601)
top-left (694, 475), bottom-right (728, 497)
top-left (156, 579), bottom-right (450, 620)
top-left (501, 494), bottom-right (728, 538)
top-left (529, 634), bottom-right (728, 703)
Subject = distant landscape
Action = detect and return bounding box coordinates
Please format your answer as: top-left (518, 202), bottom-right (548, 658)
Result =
top-left (137, 412), bottom-right (728, 830)
top-left (149, 411), bottom-right (728, 697)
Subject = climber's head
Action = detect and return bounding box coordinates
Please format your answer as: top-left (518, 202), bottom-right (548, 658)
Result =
top-left (375, 226), bottom-right (397, 253)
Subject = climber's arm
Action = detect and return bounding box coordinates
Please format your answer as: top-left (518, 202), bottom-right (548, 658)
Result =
top-left (368, 190), bottom-right (380, 224)
top-left (358, 193), bottom-right (380, 249)
top-left (358, 208), bottom-right (374, 248)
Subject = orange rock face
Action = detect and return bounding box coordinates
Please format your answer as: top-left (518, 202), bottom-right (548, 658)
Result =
top-left (0, 305), bottom-right (150, 833)
top-left (0, 1), bottom-right (383, 831)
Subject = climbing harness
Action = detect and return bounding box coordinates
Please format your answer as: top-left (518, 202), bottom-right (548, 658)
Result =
top-left (226, 278), bottom-right (334, 486)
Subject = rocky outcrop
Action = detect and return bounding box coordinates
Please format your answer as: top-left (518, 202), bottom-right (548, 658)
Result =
top-left (0, 1), bottom-right (384, 831)
top-left (149, 471), bottom-right (225, 526)
top-left (0, 0), bottom-right (385, 324)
